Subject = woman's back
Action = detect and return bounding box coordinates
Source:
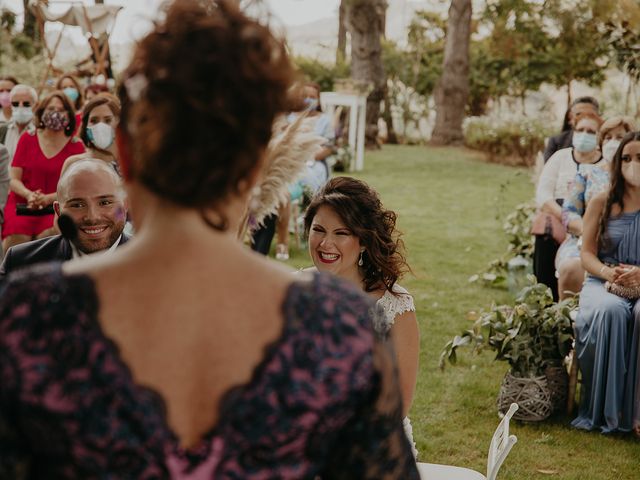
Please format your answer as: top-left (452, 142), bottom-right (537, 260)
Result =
top-left (0, 238), bottom-right (418, 478)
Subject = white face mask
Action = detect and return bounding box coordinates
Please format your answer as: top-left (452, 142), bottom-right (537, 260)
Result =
top-left (602, 139), bottom-right (621, 162)
top-left (87, 122), bottom-right (114, 150)
top-left (622, 161), bottom-right (640, 188)
top-left (11, 106), bottom-right (33, 125)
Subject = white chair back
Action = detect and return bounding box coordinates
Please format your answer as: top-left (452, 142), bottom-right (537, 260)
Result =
top-left (486, 403), bottom-right (519, 480)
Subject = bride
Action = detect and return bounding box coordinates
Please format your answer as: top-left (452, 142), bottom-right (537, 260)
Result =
top-left (304, 176), bottom-right (420, 456)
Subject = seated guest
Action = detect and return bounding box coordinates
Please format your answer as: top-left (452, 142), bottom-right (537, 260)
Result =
top-left (544, 96), bottom-right (600, 162)
top-left (0, 159), bottom-right (128, 278)
top-left (0, 1), bottom-right (418, 477)
top-left (534, 113), bottom-right (603, 300)
top-left (62, 93), bottom-right (121, 175)
top-left (556, 116), bottom-right (636, 298)
top-left (0, 84), bottom-right (37, 162)
top-left (2, 90), bottom-right (85, 252)
top-left (573, 131), bottom-right (640, 434)
top-left (304, 176), bottom-right (420, 457)
top-left (0, 75), bottom-right (19, 122)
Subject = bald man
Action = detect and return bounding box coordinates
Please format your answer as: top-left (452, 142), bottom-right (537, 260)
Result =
top-left (0, 159), bottom-right (129, 279)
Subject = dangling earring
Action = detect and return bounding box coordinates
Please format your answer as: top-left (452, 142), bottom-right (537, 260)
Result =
top-left (358, 250), bottom-right (364, 267)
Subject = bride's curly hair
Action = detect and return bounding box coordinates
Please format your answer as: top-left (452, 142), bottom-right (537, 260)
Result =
top-left (304, 177), bottom-right (410, 293)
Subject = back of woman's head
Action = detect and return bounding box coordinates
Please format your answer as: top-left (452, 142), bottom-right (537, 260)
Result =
top-left (118, 0), bottom-right (294, 212)
top-left (598, 131), bottom-right (640, 250)
top-left (304, 176), bottom-right (408, 292)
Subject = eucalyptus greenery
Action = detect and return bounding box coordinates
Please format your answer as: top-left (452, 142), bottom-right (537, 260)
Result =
top-left (440, 278), bottom-right (575, 378)
top-left (468, 201), bottom-right (535, 288)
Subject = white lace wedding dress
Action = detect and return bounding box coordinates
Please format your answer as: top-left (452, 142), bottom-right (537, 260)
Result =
top-left (373, 284), bottom-right (418, 458)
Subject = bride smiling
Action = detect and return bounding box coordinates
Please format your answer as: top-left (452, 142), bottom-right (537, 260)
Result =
top-left (304, 176), bottom-right (420, 457)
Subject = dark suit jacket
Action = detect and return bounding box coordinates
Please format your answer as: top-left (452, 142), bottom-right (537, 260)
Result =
top-left (0, 234), bottom-right (130, 280)
top-left (543, 130), bottom-right (573, 163)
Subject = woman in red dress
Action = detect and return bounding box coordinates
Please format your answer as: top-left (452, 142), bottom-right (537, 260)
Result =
top-left (2, 91), bottom-right (85, 251)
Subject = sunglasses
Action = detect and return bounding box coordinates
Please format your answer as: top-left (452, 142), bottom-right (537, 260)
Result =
top-left (11, 101), bottom-right (32, 108)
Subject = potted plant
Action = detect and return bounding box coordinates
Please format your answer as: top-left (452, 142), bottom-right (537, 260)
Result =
top-left (440, 278), bottom-right (575, 421)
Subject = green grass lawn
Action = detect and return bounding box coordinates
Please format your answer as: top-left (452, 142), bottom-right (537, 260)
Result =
top-left (282, 144), bottom-right (640, 480)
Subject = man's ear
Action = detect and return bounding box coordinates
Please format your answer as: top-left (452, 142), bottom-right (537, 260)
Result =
top-left (53, 201), bottom-right (61, 217)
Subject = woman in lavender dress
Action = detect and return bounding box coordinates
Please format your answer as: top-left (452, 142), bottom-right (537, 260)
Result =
top-left (573, 131), bottom-right (640, 434)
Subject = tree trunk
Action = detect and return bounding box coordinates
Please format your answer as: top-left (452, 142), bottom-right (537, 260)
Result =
top-left (336, 1), bottom-right (347, 64)
top-left (22, 0), bottom-right (39, 43)
top-left (95, 0), bottom-right (105, 3)
top-left (382, 82), bottom-right (399, 144)
top-left (431, 0), bottom-right (471, 146)
top-left (345, 0), bottom-right (387, 149)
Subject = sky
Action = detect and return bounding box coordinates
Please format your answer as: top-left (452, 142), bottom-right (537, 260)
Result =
top-left (3, 0), bottom-right (343, 43)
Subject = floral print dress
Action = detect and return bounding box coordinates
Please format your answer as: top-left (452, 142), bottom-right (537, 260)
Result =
top-left (556, 163), bottom-right (610, 271)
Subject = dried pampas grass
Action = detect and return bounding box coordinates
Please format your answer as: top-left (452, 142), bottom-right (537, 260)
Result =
top-left (237, 113), bottom-right (324, 240)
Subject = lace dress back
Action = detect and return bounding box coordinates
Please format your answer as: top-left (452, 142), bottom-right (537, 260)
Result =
top-left (374, 284), bottom-right (418, 458)
top-left (0, 264), bottom-right (419, 479)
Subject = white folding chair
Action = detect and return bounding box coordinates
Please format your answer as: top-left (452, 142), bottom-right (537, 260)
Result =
top-left (417, 403), bottom-right (519, 480)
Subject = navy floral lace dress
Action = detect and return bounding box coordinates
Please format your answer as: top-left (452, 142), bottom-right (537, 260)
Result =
top-left (0, 264), bottom-right (419, 479)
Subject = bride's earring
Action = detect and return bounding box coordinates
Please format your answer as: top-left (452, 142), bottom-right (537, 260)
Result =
top-left (358, 250), bottom-right (364, 267)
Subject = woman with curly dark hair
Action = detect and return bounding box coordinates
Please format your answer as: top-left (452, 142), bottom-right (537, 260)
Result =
top-left (0, 1), bottom-right (419, 477)
top-left (304, 176), bottom-right (420, 457)
top-left (574, 131), bottom-right (640, 436)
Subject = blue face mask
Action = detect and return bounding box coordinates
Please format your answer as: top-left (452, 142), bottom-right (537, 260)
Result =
top-left (63, 87), bottom-right (79, 103)
top-left (303, 97), bottom-right (318, 111)
top-left (572, 132), bottom-right (597, 153)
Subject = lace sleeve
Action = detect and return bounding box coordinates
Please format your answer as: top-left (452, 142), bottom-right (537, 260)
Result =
top-left (320, 335), bottom-right (419, 479)
top-left (375, 287), bottom-right (416, 335)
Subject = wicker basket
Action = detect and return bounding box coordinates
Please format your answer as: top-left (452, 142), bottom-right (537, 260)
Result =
top-left (545, 365), bottom-right (568, 413)
top-left (497, 371), bottom-right (553, 422)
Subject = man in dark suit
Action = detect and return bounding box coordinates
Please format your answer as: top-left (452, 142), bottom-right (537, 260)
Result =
top-left (0, 159), bottom-right (129, 279)
top-left (543, 96), bottom-right (600, 162)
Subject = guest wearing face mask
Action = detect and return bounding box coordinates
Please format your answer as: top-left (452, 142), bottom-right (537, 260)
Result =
top-left (0, 84), bottom-right (38, 162)
top-left (62, 93), bottom-right (121, 176)
top-left (0, 76), bottom-right (19, 123)
top-left (2, 91), bottom-right (84, 252)
top-left (56, 74), bottom-right (84, 133)
top-left (544, 96), bottom-right (600, 163)
top-left (573, 131), bottom-right (640, 436)
top-left (272, 83), bottom-right (336, 260)
top-left (557, 117), bottom-right (637, 298)
top-left (533, 113), bottom-right (604, 300)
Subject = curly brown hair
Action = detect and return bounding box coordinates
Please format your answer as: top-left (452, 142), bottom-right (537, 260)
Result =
top-left (598, 131), bottom-right (640, 251)
top-left (34, 91), bottom-right (77, 137)
top-left (304, 176), bottom-right (409, 293)
top-left (117, 0), bottom-right (294, 229)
